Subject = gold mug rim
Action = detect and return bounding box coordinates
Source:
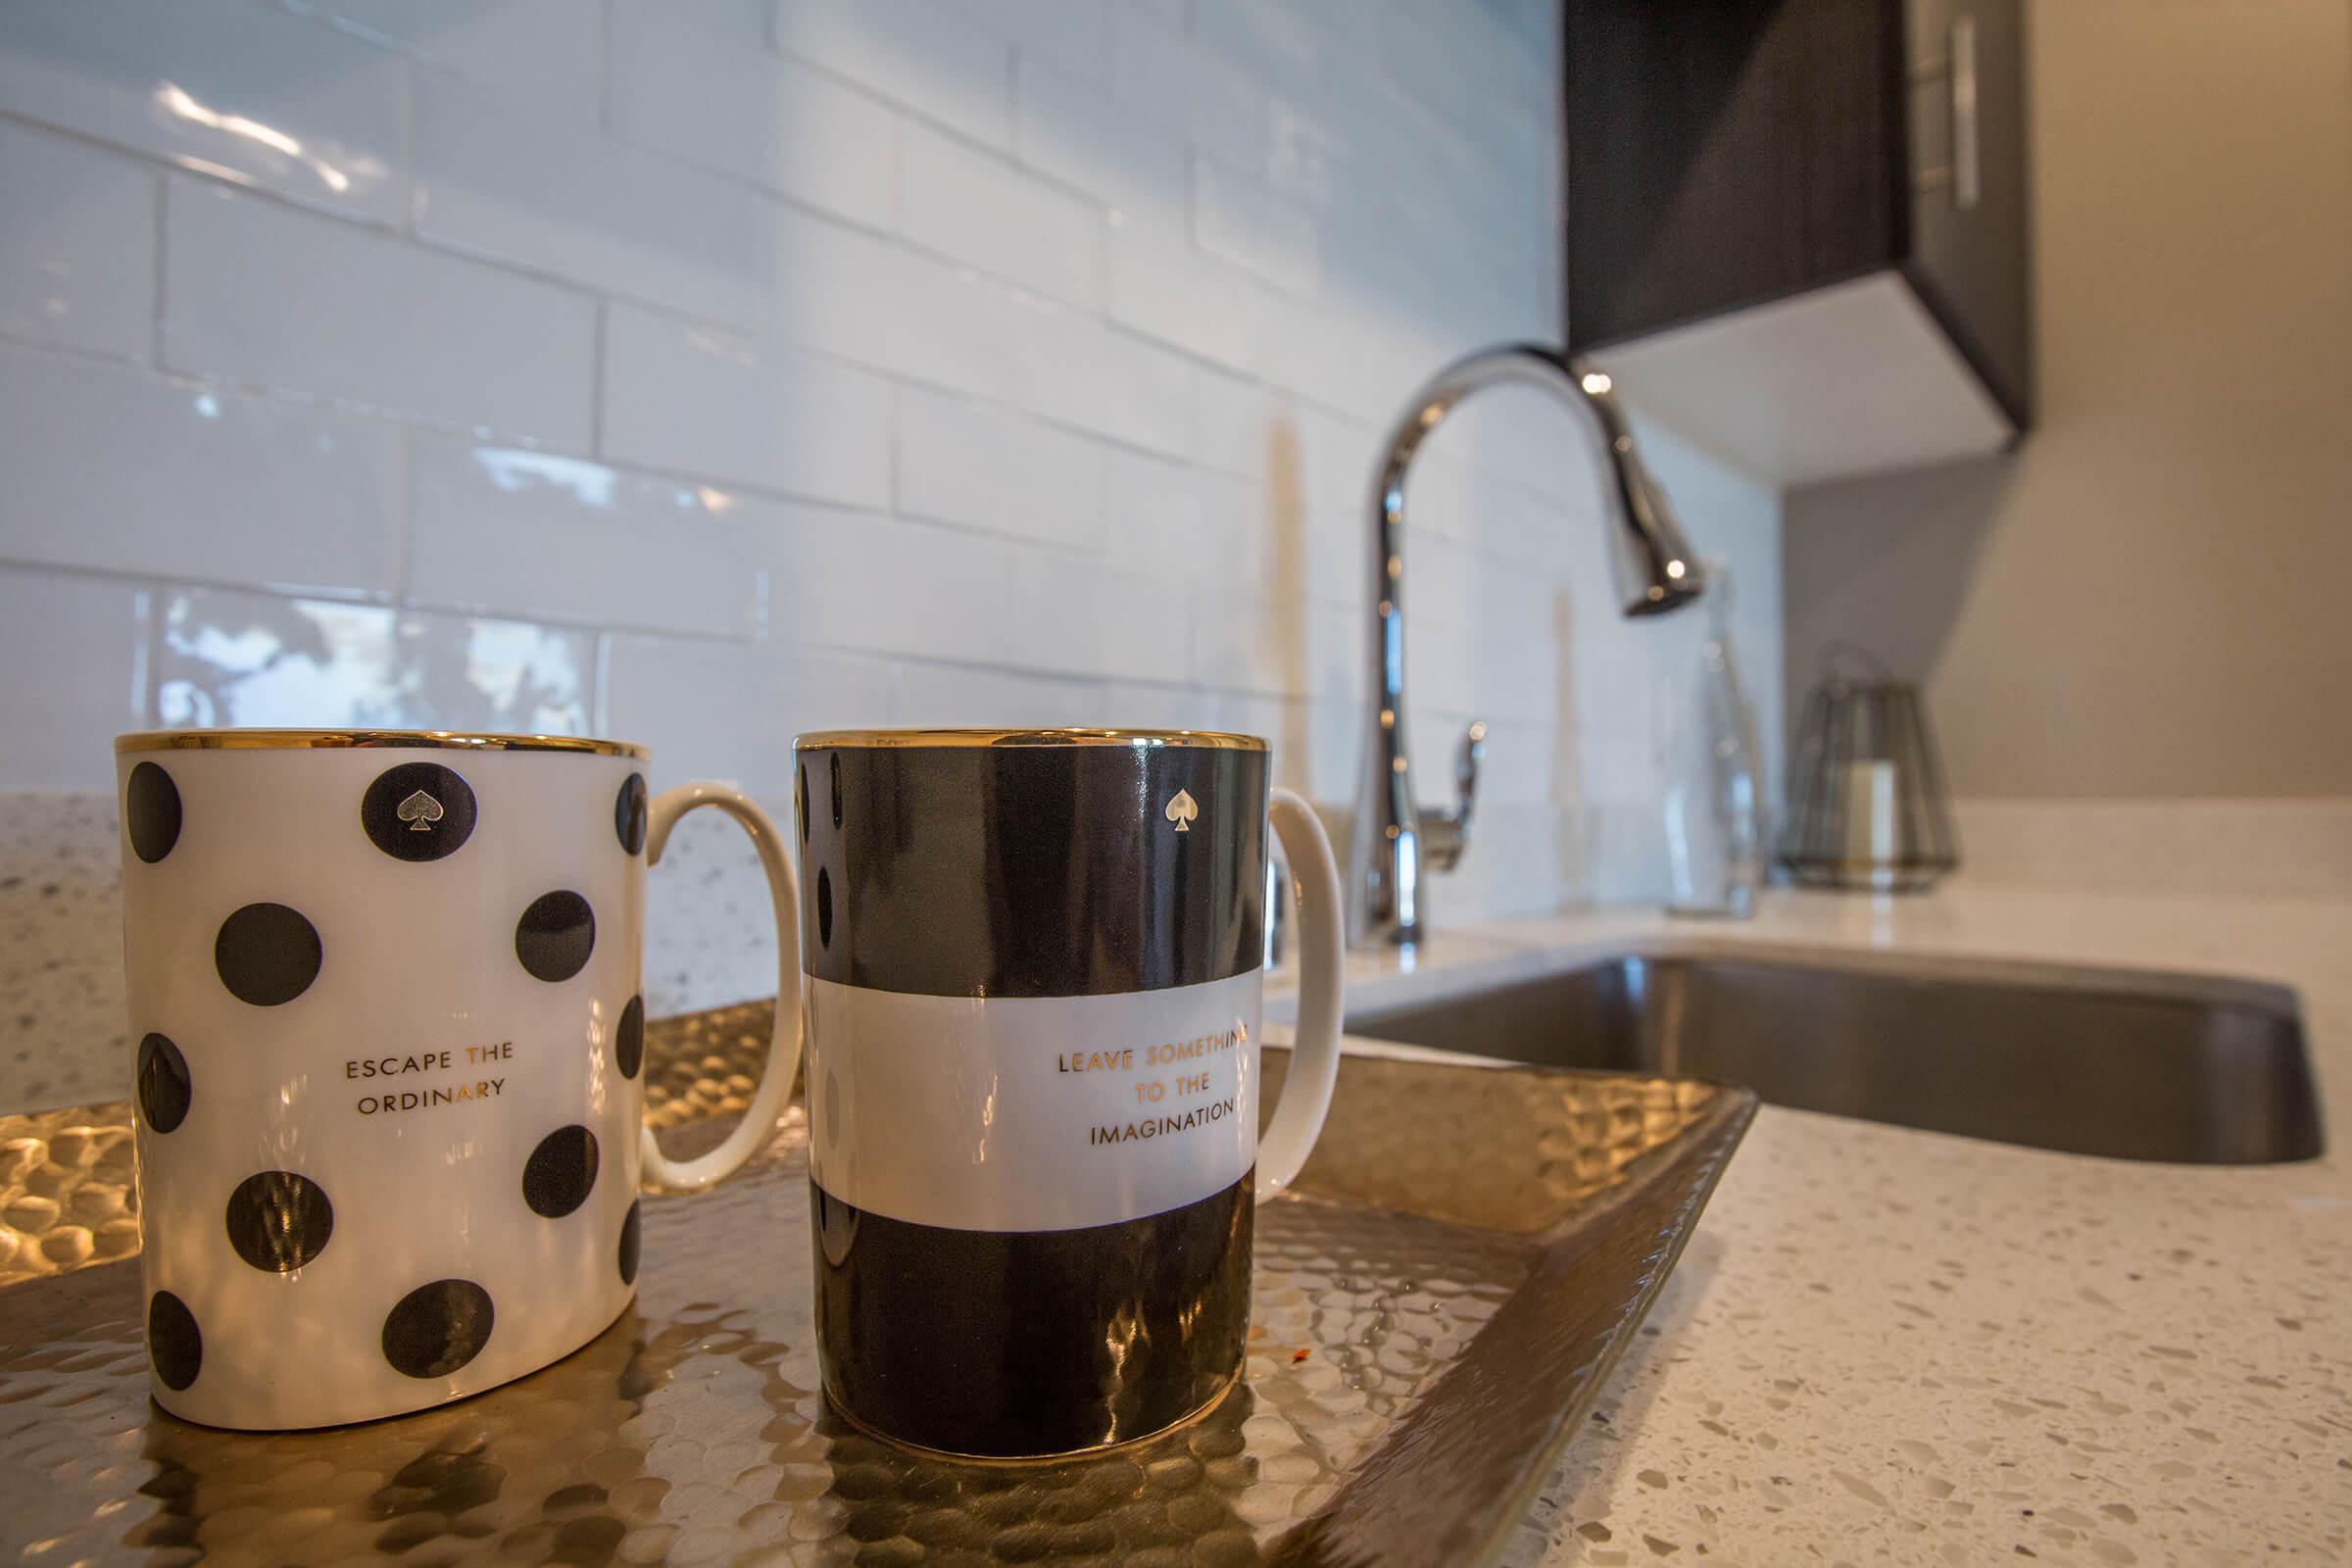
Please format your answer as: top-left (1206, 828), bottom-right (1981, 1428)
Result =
top-left (794, 727), bottom-right (1267, 752)
top-left (114, 728), bottom-right (650, 760)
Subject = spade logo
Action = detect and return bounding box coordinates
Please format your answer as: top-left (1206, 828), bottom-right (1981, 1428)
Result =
top-left (364, 762), bottom-right (474, 860)
top-left (396, 790), bottom-right (445, 833)
top-left (1164, 789), bottom-right (1199, 833)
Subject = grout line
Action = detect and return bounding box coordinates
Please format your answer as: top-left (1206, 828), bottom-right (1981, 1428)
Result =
top-left (597, 0), bottom-right (616, 138)
top-left (386, 421), bottom-right (416, 608)
top-left (591, 632), bottom-right (612, 736)
top-left (588, 301), bottom-right (608, 459)
top-left (394, 55), bottom-right (417, 240)
top-left (126, 583), bottom-right (154, 728)
top-left (883, 381), bottom-right (903, 518)
top-left (147, 169), bottom-right (169, 369)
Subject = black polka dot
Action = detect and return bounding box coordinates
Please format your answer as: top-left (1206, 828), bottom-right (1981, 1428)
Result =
top-left (816, 867), bottom-right (833, 951)
top-left (795, 763), bottom-right (809, 845)
top-left (215, 903), bottom-right (322, 1006)
top-left (136, 1032), bottom-right (191, 1134)
top-left (615, 773), bottom-right (648, 857)
top-left (125, 761), bottom-right (182, 864)
top-left (514, 891), bottom-right (595, 982)
top-left (224, 1170), bottom-right (333, 1272)
top-left (148, 1290), bottom-right (202, 1391)
top-left (617, 1200), bottom-right (641, 1287)
top-left (828, 752), bottom-right (843, 828)
top-left (522, 1124), bottom-right (600, 1218)
top-left (382, 1279), bottom-right (495, 1380)
top-left (361, 761), bottom-right (477, 862)
top-left (615, 995), bottom-right (645, 1080)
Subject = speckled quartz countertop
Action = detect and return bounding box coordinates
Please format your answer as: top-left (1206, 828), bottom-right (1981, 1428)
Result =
top-left (1285, 886), bottom-right (2351, 1566)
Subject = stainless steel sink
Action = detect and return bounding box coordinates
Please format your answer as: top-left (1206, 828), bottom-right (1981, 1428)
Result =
top-left (1344, 948), bottom-right (2323, 1164)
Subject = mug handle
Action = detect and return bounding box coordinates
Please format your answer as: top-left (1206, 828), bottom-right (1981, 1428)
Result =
top-left (1255, 787), bottom-right (1345, 1200)
top-left (637, 782), bottom-right (802, 1192)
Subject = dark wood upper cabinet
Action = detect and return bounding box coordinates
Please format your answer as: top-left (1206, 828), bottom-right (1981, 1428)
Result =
top-left (1564, 0), bottom-right (2032, 485)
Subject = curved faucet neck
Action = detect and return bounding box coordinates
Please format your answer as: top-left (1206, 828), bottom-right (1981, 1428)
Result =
top-left (1349, 344), bottom-right (1704, 950)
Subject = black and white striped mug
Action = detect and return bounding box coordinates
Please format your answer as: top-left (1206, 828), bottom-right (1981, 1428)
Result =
top-left (793, 728), bottom-right (1345, 1458)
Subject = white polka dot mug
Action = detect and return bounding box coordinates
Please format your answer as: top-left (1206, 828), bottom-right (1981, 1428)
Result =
top-left (114, 729), bottom-right (801, 1431)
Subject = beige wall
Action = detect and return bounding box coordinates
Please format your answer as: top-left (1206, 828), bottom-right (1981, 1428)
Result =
top-left (1784, 0), bottom-right (2352, 799)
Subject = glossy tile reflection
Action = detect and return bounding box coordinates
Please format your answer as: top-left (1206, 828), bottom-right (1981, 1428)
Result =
top-left (0, 0), bottom-right (406, 219)
top-left (155, 586), bottom-right (592, 734)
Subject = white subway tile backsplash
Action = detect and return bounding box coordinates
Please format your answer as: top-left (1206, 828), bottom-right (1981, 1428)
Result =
top-left (1013, 55), bottom-right (1187, 223)
top-left (1405, 636), bottom-right (1485, 750)
top-left (963, 0), bottom-right (1112, 84)
top-left (1193, 158), bottom-right (1321, 297)
top-left (1100, 450), bottom-right (1237, 584)
top-left (602, 304), bottom-right (892, 507)
top-left (1108, 3), bottom-right (1272, 181)
top-left (897, 120), bottom-right (1102, 309)
top-left (1022, 316), bottom-right (1195, 456)
top-left (407, 436), bottom-right (762, 640)
top-left (0, 0), bottom-right (408, 220)
top-left (778, 222), bottom-right (1014, 391)
top-left (1292, 694), bottom-right (1361, 805)
top-left (1107, 220), bottom-right (1265, 373)
top-left (610, 0), bottom-right (898, 229)
top-left (1096, 678), bottom-right (1222, 733)
top-left (767, 204), bottom-right (1182, 455)
top-left (0, 346), bottom-right (402, 595)
top-left (0, 123), bottom-right (154, 364)
top-left (153, 585), bottom-right (594, 736)
top-left (413, 77), bottom-right (765, 327)
top-left (892, 659), bottom-right (1108, 729)
top-left (761, 199), bottom-right (906, 368)
top-left (0, 567), bottom-right (145, 792)
top-left (0, 0), bottom-right (1793, 1062)
top-left (1009, 553), bottom-right (1190, 683)
top-left (895, 386), bottom-right (1108, 550)
top-left (1375, 3), bottom-right (1550, 142)
top-left (604, 634), bottom-right (894, 790)
top-left (758, 508), bottom-right (1016, 664)
top-left (1190, 584), bottom-right (1354, 701)
top-left (770, 0), bottom-right (1012, 149)
top-left (290, 0), bottom-right (603, 129)
top-left (1263, 97), bottom-right (1346, 211)
top-left (1408, 532), bottom-right (1485, 630)
top-left (1254, 297), bottom-right (1438, 425)
top-left (1280, 397), bottom-right (1373, 506)
top-left (1189, 364), bottom-right (1277, 478)
top-left (163, 179), bottom-right (596, 446)
top-left (1191, 0), bottom-right (1326, 108)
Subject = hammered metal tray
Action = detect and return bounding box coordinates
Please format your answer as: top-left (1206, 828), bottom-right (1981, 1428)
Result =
top-left (0, 1004), bottom-right (1754, 1566)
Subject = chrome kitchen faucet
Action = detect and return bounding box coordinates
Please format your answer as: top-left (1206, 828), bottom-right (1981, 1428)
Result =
top-left (1351, 345), bottom-right (1706, 948)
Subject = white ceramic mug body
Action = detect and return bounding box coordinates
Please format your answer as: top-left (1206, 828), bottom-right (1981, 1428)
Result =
top-left (121, 736), bottom-right (657, 1429)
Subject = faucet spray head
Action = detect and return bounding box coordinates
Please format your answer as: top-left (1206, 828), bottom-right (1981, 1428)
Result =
top-left (1570, 359), bottom-right (1706, 616)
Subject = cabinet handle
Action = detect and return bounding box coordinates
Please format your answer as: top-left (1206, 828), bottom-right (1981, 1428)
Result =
top-left (1950, 15), bottom-right (1981, 211)
top-left (1913, 15), bottom-right (1982, 212)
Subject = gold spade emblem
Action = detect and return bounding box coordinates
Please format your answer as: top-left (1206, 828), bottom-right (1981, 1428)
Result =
top-left (395, 789), bottom-right (446, 833)
top-left (1164, 789), bottom-right (1199, 833)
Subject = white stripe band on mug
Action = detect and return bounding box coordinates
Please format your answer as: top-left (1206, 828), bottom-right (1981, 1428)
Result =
top-left (804, 971), bottom-right (1261, 1234)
